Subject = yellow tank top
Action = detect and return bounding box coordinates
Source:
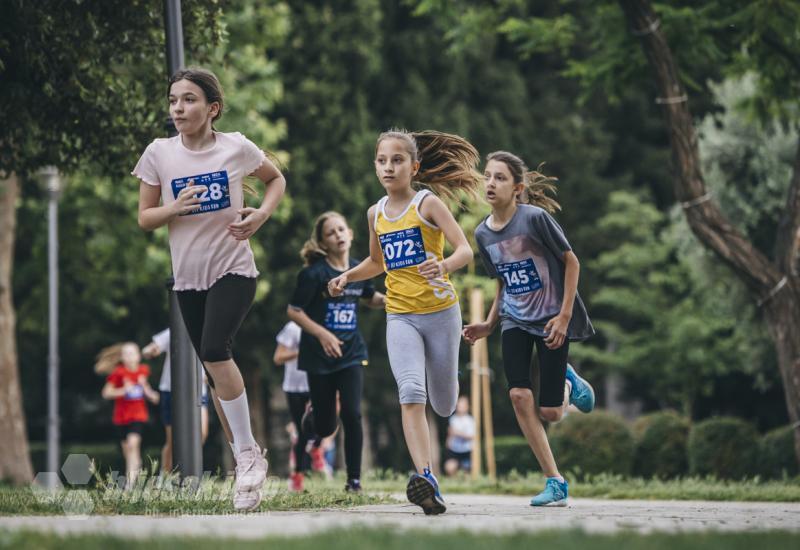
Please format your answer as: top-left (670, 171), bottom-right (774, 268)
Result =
top-left (374, 190), bottom-right (459, 314)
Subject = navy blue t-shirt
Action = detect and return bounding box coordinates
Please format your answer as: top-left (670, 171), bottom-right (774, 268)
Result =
top-left (289, 258), bottom-right (375, 374)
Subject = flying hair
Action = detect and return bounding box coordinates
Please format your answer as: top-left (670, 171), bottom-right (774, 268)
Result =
top-left (376, 129), bottom-right (482, 205)
top-left (486, 151), bottom-right (560, 213)
top-left (94, 342), bottom-right (138, 375)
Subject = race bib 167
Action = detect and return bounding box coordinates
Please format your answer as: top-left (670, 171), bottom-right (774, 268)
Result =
top-left (379, 227), bottom-right (427, 271)
top-left (497, 258), bottom-right (542, 295)
top-left (171, 170), bottom-right (231, 215)
top-left (325, 302), bottom-right (357, 331)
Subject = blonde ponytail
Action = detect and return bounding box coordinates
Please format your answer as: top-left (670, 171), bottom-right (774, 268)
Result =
top-left (94, 342), bottom-right (135, 375)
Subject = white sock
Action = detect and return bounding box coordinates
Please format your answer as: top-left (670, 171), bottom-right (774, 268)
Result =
top-left (218, 390), bottom-right (257, 454)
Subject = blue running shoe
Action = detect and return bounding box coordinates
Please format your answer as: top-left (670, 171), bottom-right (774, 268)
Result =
top-left (530, 477), bottom-right (568, 507)
top-left (406, 468), bottom-right (446, 515)
top-left (565, 363), bottom-right (595, 413)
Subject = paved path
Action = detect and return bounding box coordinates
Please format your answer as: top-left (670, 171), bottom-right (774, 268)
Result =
top-left (2, 495), bottom-right (799, 538)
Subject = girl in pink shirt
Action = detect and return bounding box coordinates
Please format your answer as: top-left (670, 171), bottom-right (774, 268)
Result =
top-left (134, 67), bottom-right (285, 511)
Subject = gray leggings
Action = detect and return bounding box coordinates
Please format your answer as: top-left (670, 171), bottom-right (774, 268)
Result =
top-left (386, 304), bottom-right (462, 417)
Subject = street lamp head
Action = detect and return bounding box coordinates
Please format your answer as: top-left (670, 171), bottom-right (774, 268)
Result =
top-left (36, 166), bottom-right (63, 197)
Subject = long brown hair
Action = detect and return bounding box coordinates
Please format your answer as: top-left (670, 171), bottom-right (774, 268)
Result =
top-left (299, 211), bottom-right (348, 266)
top-left (94, 342), bottom-right (138, 375)
top-left (486, 151), bottom-right (560, 213)
top-left (376, 129), bottom-right (482, 205)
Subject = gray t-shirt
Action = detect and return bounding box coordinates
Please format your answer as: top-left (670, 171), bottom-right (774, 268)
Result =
top-left (474, 205), bottom-right (594, 340)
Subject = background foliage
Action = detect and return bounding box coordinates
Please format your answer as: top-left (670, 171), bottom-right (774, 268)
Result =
top-left (5, 0), bottom-right (795, 474)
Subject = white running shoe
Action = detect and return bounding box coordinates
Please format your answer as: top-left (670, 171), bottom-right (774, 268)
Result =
top-left (233, 489), bottom-right (263, 511)
top-left (234, 444), bottom-right (268, 493)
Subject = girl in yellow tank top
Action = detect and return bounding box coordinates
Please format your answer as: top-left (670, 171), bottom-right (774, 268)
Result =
top-left (328, 129), bottom-right (481, 515)
top-left (374, 189), bottom-right (459, 314)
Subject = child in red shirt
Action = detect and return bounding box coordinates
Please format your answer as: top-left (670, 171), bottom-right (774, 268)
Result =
top-left (96, 341), bottom-right (159, 488)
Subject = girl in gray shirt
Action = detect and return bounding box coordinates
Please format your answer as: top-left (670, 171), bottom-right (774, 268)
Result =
top-left (463, 151), bottom-right (595, 507)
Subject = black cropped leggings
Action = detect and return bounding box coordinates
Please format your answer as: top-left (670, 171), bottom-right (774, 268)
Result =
top-left (176, 274), bottom-right (256, 388)
top-left (307, 365), bottom-right (363, 480)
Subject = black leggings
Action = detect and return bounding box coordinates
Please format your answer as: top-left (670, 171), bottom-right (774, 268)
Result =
top-left (307, 366), bottom-right (363, 480)
top-left (286, 391), bottom-right (311, 473)
top-left (502, 327), bottom-right (569, 408)
top-left (176, 274), bottom-right (256, 387)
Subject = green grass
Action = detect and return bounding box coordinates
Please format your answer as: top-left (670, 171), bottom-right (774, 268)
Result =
top-left (0, 471), bottom-right (392, 516)
top-left (4, 468), bottom-right (798, 517)
top-left (1, 529), bottom-right (799, 550)
top-left (310, 470), bottom-right (800, 502)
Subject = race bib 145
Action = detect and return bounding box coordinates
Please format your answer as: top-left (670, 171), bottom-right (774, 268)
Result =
top-left (497, 258), bottom-right (542, 295)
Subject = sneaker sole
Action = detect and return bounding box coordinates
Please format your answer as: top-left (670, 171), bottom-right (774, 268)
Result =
top-left (531, 498), bottom-right (568, 507)
top-left (570, 371), bottom-right (595, 414)
top-left (234, 489), bottom-right (263, 511)
top-left (406, 476), bottom-right (446, 516)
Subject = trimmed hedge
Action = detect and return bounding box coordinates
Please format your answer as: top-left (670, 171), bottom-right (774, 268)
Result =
top-left (493, 435), bottom-right (539, 475)
top-left (688, 417), bottom-right (759, 479)
top-left (632, 411), bottom-right (690, 479)
top-left (550, 411), bottom-right (634, 478)
top-left (760, 425), bottom-right (799, 479)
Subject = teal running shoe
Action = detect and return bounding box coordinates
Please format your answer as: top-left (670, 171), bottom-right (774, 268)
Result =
top-left (406, 468), bottom-right (446, 515)
top-left (530, 477), bottom-right (568, 507)
top-left (565, 363), bottom-right (595, 413)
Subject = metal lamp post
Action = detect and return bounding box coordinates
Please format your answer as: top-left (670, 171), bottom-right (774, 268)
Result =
top-left (37, 166), bottom-right (62, 487)
top-left (163, 0), bottom-right (202, 481)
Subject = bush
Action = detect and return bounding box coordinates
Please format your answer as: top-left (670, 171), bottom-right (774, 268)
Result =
top-left (493, 435), bottom-right (539, 475)
top-left (760, 425), bottom-right (799, 479)
top-left (688, 417), bottom-right (758, 479)
top-left (550, 411), bottom-right (634, 478)
top-left (632, 411), bottom-right (690, 479)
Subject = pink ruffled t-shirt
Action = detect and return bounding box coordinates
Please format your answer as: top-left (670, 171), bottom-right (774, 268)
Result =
top-left (132, 132), bottom-right (266, 291)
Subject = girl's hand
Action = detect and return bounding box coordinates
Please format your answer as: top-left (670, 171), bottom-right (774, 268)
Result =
top-left (418, 258), bottom-right (446, 281)
top-left (316, 328), bottom-right (344, 358)
top-left (228, 207), bottom-right (268, 240)
top-left (544, 313), bottom-right (570, 349)
top-left (463, 322), bottom-right (493, 345)
top-left (172, 179), bottom-right (208, 216)
top-left (147, 389), bottom-right (160, 405)
top-left (142, 342), bottom-right (160, 359)
top-left (328, 273), bottom-right (348, 297)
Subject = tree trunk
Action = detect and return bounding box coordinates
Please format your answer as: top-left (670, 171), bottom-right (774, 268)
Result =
top-left (0, 174), bottom-right (34, 484)
top-left (620, 0), bottom-right (800, 465)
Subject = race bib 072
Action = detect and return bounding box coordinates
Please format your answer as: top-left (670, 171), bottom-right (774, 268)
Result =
top-left (379, 227), bottom-right (426, 271)
top-left (497, 258), bottom-right (542, 295)
top-left (171, 170), bottom-right (231, 215)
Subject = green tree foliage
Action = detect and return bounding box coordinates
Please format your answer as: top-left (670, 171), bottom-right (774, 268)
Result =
top-left (579, 189), bottom-right (768, 415)
top-left (0, 0), bottom-right (225, 176)
top-left (11, 0), bottom-right (287, 445)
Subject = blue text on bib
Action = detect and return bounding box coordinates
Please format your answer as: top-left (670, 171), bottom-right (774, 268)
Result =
top-left (171, 170), bottom-right (231, 215)
top-left (497, 259), bottom-right (542, 295)
top-left (325, 302), bottom-right (357, 331)
top-left (379, 227), bottom-right (427, 271)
